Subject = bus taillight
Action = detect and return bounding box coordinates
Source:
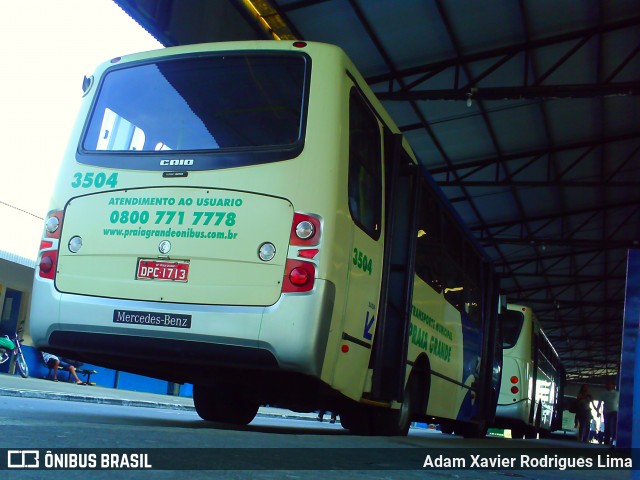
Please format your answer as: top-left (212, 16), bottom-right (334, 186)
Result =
top-left (38, 251), bottom-right (57, 280)
top-left (39, 210), bottom-right (63, 280)
top-left (510, 376), bottom-right (519, 394)
top-left (282, 259), bottom-right (315, 293)
top-left (290, 213), bottom-right (320, 246)
top-left (290, 267), bottom-right (309, 285)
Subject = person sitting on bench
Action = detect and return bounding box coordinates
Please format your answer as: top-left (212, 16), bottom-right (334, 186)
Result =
top-left (42, 351), bottom-right (85, 384)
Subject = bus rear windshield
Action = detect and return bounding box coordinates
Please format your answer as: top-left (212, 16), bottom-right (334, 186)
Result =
top-left (502, 310), bottom-right (525, 349)
top-left (82, 53), bottom-right (307, 157)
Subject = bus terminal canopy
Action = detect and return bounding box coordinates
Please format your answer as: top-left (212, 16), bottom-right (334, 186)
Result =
top-left (112, 0), bottom-right (640, 381)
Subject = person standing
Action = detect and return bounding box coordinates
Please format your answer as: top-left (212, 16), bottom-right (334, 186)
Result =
top-left (601, 380), bottom-right (619, 446)
top-left (575, 384), bottom-right (596, 443)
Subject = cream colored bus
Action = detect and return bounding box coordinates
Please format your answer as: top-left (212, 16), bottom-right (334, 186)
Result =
top-left (494, 304), bottom-right (564, 438)
top-left (30, 41), bottom-right (501, 436)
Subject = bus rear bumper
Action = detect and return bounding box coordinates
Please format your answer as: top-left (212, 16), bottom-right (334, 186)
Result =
top-left (30, 278), bottom-right (335, 379)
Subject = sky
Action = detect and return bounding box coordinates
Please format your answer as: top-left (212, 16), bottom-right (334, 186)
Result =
top-left (0, 0), bottom-right (161, 260)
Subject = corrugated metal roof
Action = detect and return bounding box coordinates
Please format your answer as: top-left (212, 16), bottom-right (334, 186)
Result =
top-left (0, 249), bottom-right (35, 269)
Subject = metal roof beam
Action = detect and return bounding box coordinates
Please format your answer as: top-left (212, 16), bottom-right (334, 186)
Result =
top-left (377, 82), bottom-right (640, 101)
top-left (501, 272), bottom-right (625, 280)
top-left (511, 298), bottom-right (623, 308)
top-left (484, 238), bottom-right (639, 248)
top-left (439, 179), bottom-right (639, 187)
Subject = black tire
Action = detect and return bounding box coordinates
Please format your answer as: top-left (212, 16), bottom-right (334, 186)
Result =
top-left (15, 352), bottom-right (28, 378)
top-left (340, 406), bottom-right (372, 435)
top-left (370, 374), bottom-right (419, 436)
top-left (459, 420), bottom-right (489, 439)
top-left (510, 425), bottom-right (525, 439)
top-left (193, 384), bottom-right (259, 425)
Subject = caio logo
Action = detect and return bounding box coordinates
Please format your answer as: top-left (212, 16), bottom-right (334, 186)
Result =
top-left (160, 159), bottom-right (194, 166)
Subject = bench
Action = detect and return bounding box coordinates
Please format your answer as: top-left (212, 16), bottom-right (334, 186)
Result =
top-left (42, 356), bottom-right (98, 385)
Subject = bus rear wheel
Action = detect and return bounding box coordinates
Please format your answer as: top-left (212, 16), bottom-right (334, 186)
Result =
top-left (374, 382), bottom-right (415, 435)
top-left (193, 384), bottom-right (259, 426)
top-left (339, 406), bottom-right (372, 435)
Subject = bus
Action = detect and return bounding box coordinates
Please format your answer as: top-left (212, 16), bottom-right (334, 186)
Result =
top-left (30, 40), bottom-right (501, 436)
top-left (494, 304), bottom-right (564, 438)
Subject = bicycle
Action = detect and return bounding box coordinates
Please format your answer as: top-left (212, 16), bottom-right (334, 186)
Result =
top-left (0, 331), bottom-right (29, 378)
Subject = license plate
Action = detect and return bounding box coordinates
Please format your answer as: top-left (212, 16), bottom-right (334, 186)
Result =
top-left (136, 259), bottom-right (190, 282)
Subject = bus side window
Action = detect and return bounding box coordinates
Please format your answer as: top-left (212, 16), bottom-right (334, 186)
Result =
top-left (348, 90), bottom-right (382, 239)
top-left (415, 190), bottom-right (443, 293)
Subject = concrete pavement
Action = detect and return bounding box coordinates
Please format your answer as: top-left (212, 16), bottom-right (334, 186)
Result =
top-left (0, 372), bottom-right (320, 422)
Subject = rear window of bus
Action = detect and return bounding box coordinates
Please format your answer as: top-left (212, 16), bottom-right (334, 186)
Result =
top-left (81, 53), bottom-right (307, 157)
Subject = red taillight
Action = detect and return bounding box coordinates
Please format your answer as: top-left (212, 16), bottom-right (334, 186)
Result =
top-left (282, 259), bottom-right (315, 293)
top-left (511, 386), bottom-right (519, 394)
top-left (285, 213), bottom-right (320, 293)
top-left (38, 210), bottom-right (63, 280)
top-left (298, 249), bottom-right (319, 259)
top-left (290, 213), bottom-right (320, 246)
top-left (510, 376), bottom-right (518, 384)
top-left (290, 267), bottom-right (309, 285)
top-left (38, 251), bottom-right (58, 280)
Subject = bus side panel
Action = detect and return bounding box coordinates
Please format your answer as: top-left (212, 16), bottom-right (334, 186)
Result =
top-left (330, 228), bottom-right (383, 400)
top-left (409, 280), bottom-right (465, 421)
top-left (325, 74), bottom-right (385, 401)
